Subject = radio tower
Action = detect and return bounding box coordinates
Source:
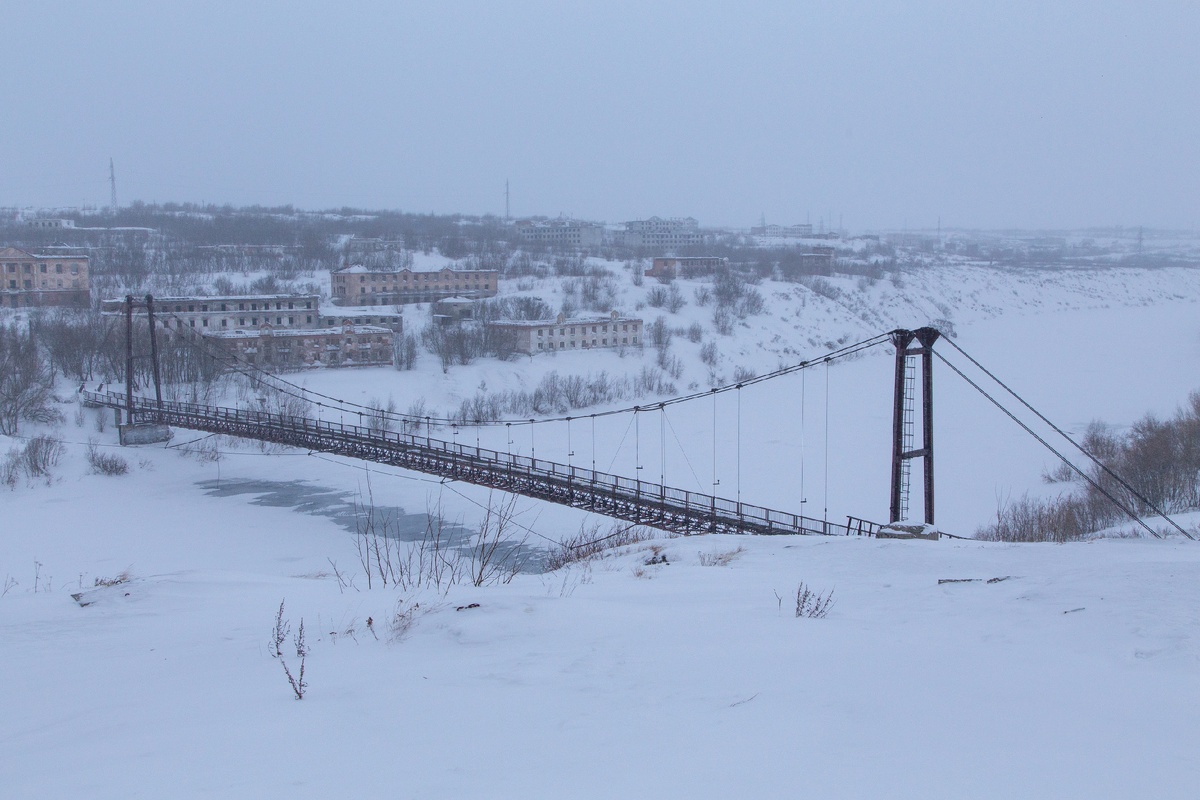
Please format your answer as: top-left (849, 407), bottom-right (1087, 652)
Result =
top-left (109, 158), bottom-right (118, 213)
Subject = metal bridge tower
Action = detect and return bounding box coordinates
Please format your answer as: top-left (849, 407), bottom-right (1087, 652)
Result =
top-left (889, 327), bottom-right (940, 525)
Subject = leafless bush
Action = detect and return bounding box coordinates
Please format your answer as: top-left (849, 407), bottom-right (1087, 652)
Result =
top-left (698, 546), bottom-right (744, 567)
top-left (666, 285), bottom-right (687, 313)
top-left (647, 286), bottom-right (670, 308)
top-left (1, 449), bottom-right (21, 488)
top-left (982, 394), bottom-right (1200, 540)
top-left (21, 435), bottom-right (64, 477)
top-left (733, 366), bottom-right (757, 383)
top-left (389, 597), bottom-right (421, 641)
top-left (366, 397), bottom-right (397, 434)
top-left (468, 493), bottom-right (528, 586)
top-left (694, 286), bottom-right (711, 307)
top-left (976, 492), bottom-right (1110, 542)
top-left (795, 583), bottom-right (835, 618)
top-left (94, 570), bottom-right (132, 587)
top-left (686, 323), bottom-right (703, 343)
top-left (713, 307), bottom-right (734, 336)
top-left (700, 341), bottom-right (719, 367)
top-left (270, 600), bottom-right (308, 699)
top-left (85, 439), bottom-right (129, 476)
top-left (800, 276), bottom-right (842, 301)
top-left (354, 496), bottom-right (462, 593)
top-left (394, 333), bottom-right (419, 370)
top-left (544, 522), bottom-right (653, 571)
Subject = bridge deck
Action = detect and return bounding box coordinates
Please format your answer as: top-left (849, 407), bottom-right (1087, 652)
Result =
top-left (84, 391), bottom-right (882, 538)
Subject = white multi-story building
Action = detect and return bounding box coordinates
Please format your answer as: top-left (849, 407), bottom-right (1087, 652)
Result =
top-left (515, 218), bottom-right (606, 249)
top-left (621, 217), bottom-right (702, 249)
top-left (750, 223), bottom-right (814, 238)
top-left (489, 310), bottom-right (642, 355)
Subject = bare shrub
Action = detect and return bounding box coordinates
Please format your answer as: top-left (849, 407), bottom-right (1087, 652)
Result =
top-left (94, 570), bottom-right (132, 588)
top-left (389, 597), bottom-right (421, 642)
top-left (394, 333), bottom-right (419, 370)
top-left (686, 323), bottom-right (703, 343)
top-left (700, 341), bottom-right (719, 367)
top-left (733, 366), bottom-right (757, 383)
top-left (21, 435), bottom-right (64, 478)
top-left (666, 285), bottom-right (687, 313)
top-left (976, 492), bottom-right (1105, 542)
top-left (1, 449), bottom-right (21, 488)
top-left (647, 286), bottom-right (669, 308)
top-left (795, 583), bottom-right (835, 618)
top-left (270, 600), bottom-right (309, 699)
top-left (468, 494), bottom-right (528, 587)
top-left (366, 397), bottom-right (397, 434)
top-left (86, 440), bottom-right (129, 476)
top-left (694, 286), bottom-right (711, 307)
top-left (713, 308), bottom-right (734, 336)
top-left (544, 522), bottom-right (653, 571)
top-left (698, 546), bottom-right (744, 567)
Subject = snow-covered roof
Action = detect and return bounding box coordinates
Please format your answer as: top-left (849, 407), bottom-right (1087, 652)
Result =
top-left (204, 324), bottom-right (392, 340)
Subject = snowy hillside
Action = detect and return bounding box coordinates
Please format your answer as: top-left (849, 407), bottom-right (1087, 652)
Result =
top-left (3, 261), bottom-right (1200, 797)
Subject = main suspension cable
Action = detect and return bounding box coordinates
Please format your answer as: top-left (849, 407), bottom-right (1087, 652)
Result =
top-left (938, 336), bottom-right (1193, 540)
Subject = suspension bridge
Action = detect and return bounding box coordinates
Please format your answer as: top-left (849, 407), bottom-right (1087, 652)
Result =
top-left (90, 294), bottom-right (1192, 541)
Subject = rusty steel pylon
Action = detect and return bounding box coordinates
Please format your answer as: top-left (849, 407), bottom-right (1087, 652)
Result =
top-left (889, 327), bottom-right (940, 525)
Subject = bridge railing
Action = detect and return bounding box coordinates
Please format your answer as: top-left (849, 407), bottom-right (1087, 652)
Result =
top-left (86, 390), bottom-right (872, 537)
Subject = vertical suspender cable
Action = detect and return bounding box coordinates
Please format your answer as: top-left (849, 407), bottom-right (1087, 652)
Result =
top-left (800, 367), bottom-right (806, 512)
top-left (712, 390), bottom-right (718, 489)
top-left (737, 385), bottom-right (742, 505)
top-left (567, 417), bottom-right (573, 467)
top-left (824, 358), bottom-right (831, 528)
top-left (660, 404), bottom-right (666, 487)
top-left (591, 414), bottom-right (596, 472)
top-left (634, 407), bottom-right (641, 473)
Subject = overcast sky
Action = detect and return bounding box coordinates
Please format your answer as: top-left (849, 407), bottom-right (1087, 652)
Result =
top-left (4, 1), bottom-right (1197, 230)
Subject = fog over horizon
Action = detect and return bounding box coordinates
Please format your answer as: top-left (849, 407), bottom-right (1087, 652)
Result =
top-left (5, 1), bottom-right (1198, 231)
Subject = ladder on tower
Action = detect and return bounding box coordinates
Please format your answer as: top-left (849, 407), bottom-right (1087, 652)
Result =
top-left (898, 354), bottom-right (917, 521)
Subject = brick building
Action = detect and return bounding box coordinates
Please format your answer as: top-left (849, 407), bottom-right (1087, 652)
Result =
top-left (331, 265), bottom-right (498, 306)
top-left (0, 246), bottom-right (90, 308)
top-left (205, 322), bottom-right (395, 368)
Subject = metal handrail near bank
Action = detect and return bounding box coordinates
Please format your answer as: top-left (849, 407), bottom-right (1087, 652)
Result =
top-left (84, 390), bottom-right (882, 538)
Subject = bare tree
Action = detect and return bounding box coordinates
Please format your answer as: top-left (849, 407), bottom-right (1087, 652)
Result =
top-left (0, 324), bottom-right (61, 435)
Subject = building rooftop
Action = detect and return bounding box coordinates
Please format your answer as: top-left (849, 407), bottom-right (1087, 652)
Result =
top-left (204, 324), bottom-right (392, 340)
top-left (333, 265), bottom-right (497, 274)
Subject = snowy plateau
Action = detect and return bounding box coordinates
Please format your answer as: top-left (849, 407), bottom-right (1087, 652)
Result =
top-left (3, 260), bottom-right (1200, 798)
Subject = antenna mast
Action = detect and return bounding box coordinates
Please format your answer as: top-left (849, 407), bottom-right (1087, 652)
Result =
top-left (109, 158), bottom-right (118, 213)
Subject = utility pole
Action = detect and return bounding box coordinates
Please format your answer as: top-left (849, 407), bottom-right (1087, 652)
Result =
top-left (145, 295), bottom-right (163, 409)
top-left (109, 158), bottom-right (118, 213)
top-left (124, 295), bottom-right (135, 425)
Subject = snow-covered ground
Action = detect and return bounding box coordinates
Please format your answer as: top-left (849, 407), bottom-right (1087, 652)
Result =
top-left (3, 261), bottom-right (1200, 797)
